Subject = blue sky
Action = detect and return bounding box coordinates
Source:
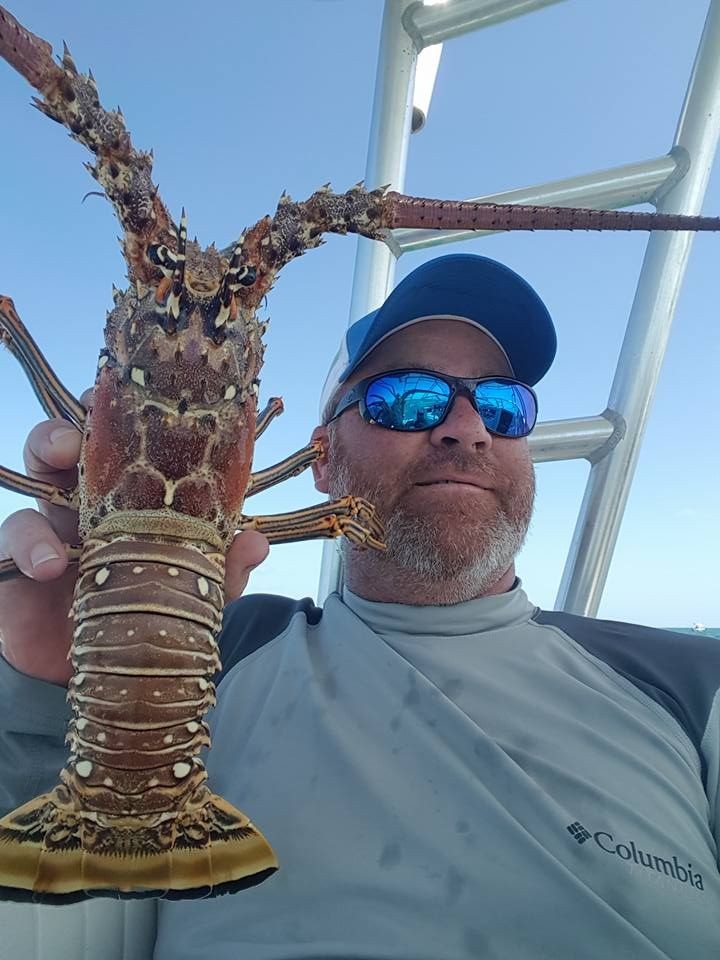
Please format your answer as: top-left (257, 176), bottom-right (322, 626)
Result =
top-left (0, 0), bottom-right (718, 628)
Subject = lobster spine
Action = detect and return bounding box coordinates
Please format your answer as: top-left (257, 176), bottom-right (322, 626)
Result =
top-left (64, 535), bottom-right (223, 817)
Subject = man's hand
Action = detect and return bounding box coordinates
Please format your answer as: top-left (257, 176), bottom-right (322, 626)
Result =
top-left (0, 414), bottom-right (269, 686)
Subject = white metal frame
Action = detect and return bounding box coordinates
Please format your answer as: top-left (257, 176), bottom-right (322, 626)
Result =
top-left (319, 0), bottom-right (720, 615)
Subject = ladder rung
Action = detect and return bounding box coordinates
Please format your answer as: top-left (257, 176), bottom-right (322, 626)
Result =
top-left (407, 0), bottom-right (568, 49)
top-left (529, 415), bottom-right (617, 464)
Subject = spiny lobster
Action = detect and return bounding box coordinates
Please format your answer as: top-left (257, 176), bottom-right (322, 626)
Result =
top-left (0, 4), bottom-right (719, 905)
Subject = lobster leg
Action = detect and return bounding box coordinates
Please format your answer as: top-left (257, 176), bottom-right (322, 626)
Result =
top-left (0, 296), bottom-right (85, 428)
top-left (0, 463), bottom-right (77, 509)
top-left (0, 463), bottom-right (79, 581)
top-left (0, 296), bottom-right (81, 576)
top-left (254, 396), bottom-right (284, 440)
top-left (0, 546), bottom-right (82, 583)
top-left (240, 496), bottom-right (386, 550)
top-left (245, 440), bottom-right (323, 498)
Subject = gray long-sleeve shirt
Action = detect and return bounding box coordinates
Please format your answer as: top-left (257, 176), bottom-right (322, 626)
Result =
top-left (1, 582), bottom-right (719, 958)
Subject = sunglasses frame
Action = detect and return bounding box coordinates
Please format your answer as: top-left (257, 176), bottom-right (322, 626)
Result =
top-left (328, 368), bottom-right (538, 438)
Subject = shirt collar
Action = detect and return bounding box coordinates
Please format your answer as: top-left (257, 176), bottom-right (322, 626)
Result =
top-left (339, 579), bottom-right (537, 638)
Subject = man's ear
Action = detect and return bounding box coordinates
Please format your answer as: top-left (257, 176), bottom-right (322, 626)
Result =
top-left (311, 425), bottom-right (330, 494)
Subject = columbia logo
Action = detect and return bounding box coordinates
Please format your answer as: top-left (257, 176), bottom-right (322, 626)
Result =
top-left (565, 820), bottom-right (705, 891)
top-left (567, 821), bottom-right (591, 844)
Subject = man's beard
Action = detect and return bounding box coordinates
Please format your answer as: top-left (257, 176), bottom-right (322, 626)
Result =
top-left (325, 425), bottom-right (535, 603)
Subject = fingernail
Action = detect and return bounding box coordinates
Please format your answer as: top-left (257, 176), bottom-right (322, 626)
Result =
top-left (49, 426), bottom-right (78, 444)
top-left (30, 543), bottom-right (62, 569)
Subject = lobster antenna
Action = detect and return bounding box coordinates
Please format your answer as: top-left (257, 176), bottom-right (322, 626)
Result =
top-left (0, 5), bottom-right (174, 285)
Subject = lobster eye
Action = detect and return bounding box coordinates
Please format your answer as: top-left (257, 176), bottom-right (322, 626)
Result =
top-left (146, 244), bottom-right (177, 273)
top-left (238, 266), bottom-right (257, 287)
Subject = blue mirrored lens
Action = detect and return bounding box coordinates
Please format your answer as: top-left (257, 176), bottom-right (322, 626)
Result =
top-left (364, 373), bottom-right (452, 430)
top-left (473, 381), bottom-right (536, 437)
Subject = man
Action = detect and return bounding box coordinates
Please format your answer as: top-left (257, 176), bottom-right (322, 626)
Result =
top-left (0, 254), bottom-right (718, 959)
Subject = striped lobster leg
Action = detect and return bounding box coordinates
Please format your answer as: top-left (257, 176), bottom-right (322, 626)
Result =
top-left (0, 464), bottom-right (76, 510)
top-left (245, 441), bottom-right (323, 497)
top-left (0, 295), bottom-right (85, 427)
top-left (239, 497), bottom-right (386, 550)
top-left (0, 295), bottom-right (81, 579)
top-left (254, 396), bottom-right (284, 440)
top-left (0, 547), bottom-right (82, 582)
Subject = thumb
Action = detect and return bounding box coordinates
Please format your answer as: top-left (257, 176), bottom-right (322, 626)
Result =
top-left (224, 529), bottom-right (270, 601)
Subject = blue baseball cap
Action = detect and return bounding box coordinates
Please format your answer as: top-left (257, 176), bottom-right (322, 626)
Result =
top-left (320, 253), bottom-right (556, 418)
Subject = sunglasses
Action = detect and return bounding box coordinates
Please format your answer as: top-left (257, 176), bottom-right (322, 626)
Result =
top-left (328, 368), bottom-right (538, 438)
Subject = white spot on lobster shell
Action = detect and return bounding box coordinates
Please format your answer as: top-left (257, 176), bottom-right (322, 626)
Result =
top-left (197, 576), bottom-right (209, 597)
top-left (75, 760), bottom-right (93, 778)
top-left (224, 385), bottom-right (237, 401)
top-left (131, 367), bottom-right (146, 387)
top-left (94, 567), bottom-right (110, 586)
top-left (132, 566), bottom-right (144, 574)
top-left (173, 762), bottom-right (192, 779)
top-left (163, 734), bottom-right (174, 745)
top-left (186, 721), bottom-right (200, 733)
top-left (167, 567), bottom-right (179, 577)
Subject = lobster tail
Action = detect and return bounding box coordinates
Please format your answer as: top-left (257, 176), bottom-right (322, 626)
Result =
top-left (0, 526), bottom-right (277, 902)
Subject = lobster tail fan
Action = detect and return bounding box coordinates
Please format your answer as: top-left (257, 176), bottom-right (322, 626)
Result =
top-left (0, 785), bottom-right (277, 903)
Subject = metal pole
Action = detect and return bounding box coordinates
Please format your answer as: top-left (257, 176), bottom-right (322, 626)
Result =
top-left (555, 0), bottom-right (720, 615)
top-left (318, 0), bottom-right (419, 600)
top-left (347, 0), bottom-right (420, 324)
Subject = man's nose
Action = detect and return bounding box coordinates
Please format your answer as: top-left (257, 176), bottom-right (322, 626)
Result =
top-left (427, 394), bottom-right (494, 451)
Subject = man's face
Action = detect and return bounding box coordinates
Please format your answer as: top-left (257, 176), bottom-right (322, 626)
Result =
top-left (314, 319), bottom-right (536, 600)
